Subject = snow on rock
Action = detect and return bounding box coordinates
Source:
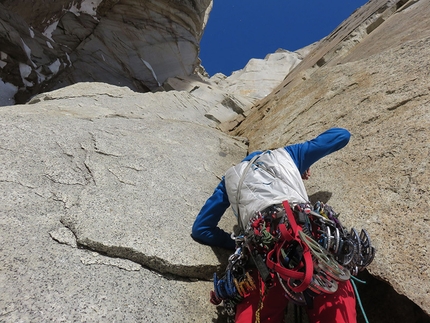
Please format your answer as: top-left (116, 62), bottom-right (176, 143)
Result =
top-left (0, 79), bottom-right (18, 106)
top-left (0, 0), bottom-right (213, 105)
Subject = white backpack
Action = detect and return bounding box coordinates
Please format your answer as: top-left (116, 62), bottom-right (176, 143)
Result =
top-left (224, 148), bottom-right (309, 230)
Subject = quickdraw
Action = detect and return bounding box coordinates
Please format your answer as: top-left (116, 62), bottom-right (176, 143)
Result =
top-left (209, 200), bottom-right (375, 316)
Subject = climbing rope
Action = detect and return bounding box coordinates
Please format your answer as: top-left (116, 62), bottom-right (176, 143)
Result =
top-left (350, 276), bottom-right (370, 323)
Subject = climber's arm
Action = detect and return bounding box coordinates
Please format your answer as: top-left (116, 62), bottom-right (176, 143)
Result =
top-left (285, 128), bottom-right (351, 174)
top-left (191, 178), bottom-right (236, 250)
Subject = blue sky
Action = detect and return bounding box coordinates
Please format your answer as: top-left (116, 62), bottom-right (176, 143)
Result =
top-left (200, 0), bottom-right (368, 76)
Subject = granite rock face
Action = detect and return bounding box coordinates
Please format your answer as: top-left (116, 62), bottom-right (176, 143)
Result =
top-left (0, 0), bottom-right (212, 104)
top-left (1, 0), bottom-right (430, 322)
top-left (0, 82), bottom-right (245, 322)
top-left (163, 48), bottom-right (307, 127)
top-left (215, 49), bottom-right (303, 101)
top-left (0, 0), bottom-right (302, 129)
top-left (228, 0), bottom-right (430, 317)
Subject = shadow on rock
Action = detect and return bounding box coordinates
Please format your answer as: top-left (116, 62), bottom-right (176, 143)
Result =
top-left (309, 191), bottom-right (333, 204)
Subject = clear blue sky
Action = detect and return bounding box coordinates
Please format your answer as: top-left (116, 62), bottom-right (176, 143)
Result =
top-left (200, 0), bottom-right (368, 76)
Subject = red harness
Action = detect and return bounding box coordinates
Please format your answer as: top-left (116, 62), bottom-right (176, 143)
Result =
top-left (265, 201), bottom-right (313, 293)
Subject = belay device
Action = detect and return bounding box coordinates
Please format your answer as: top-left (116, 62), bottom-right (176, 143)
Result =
top-left (210, 200), bottom-right (376, 315)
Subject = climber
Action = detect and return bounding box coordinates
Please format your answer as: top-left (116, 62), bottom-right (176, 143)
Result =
top-left (191, 127), bottom-right (357, 323)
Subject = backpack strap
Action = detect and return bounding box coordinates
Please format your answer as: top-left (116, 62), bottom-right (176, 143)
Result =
top-left (236, 153), bottom-right (262, 232)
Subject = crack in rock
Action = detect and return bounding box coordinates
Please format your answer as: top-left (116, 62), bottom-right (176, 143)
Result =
top-left (76, 236), bottom-right (221, 280)
top-left (79, 251), bottom-right (142, 272)
top-left (49, 226), bottom-right (142, 271)
top-left (49, 226), bottom-right (78, 248)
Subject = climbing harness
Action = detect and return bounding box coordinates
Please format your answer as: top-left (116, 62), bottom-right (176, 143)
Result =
top-left (209, 200), bottom-right (376, 319)
top-left (211, 151), bottom-right (375, 320)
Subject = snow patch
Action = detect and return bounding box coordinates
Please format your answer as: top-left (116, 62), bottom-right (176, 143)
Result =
top-left (29, 27), bottom-right (35, 38)
top-left (19, 63), bottom-right (34, 87)
top-left (20, 38), bottom-right (36, 67)
top-left (0, 79), bottom-right (18, 106)
top-left (141, 59), bottom-right (160, 86)
top-left (46, 41), bottom-right (53, 49)
top-left (48, 59), bottom-right (61, 74)
top-left (69, 0), bottom-right (103, 18)
top-left (68, 3), bottom-right (81, 16)
top-left (19, 63), bottom-right (32, 78)
top-left (43, 20), bottom-right (59, 41)
top-left (66, 53), bottom-right (72, 66)
top-left (35, 67), bottom-right (47, 83)
top-left (0, 52), bottom-right (7, 69)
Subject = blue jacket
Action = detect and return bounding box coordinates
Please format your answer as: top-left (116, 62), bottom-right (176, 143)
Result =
top-left (191, 128), bottom-right (351, 250)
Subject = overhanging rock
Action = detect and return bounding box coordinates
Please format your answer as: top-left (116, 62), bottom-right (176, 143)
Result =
top-left (0, 0), bottom-right (213, 104)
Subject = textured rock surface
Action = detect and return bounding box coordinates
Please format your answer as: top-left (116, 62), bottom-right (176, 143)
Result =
top-left (163, 73), bottom-right (255, 124)
top-left (0, 82), bottom-right (245, 322)
top-left (0, 0), bottom-right (306, 128)
top-left (228, 0), bottom-right (430, 316)
top-left (1, 0), bottom-right (430, 322)
top-left (163, 48), bottom-right (306, 126)
top-left (0, 0), bottom-right (212, 104)
top-left (215, 49), bottom-right (302, 101)
top-left (1, 82), bottom-right (248, 278)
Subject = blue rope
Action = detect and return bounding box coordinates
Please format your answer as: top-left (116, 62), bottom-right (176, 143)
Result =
top-left (351, 275), bottom-right (367, 285)
top-left (350, 276), bottom-right (370, 323)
